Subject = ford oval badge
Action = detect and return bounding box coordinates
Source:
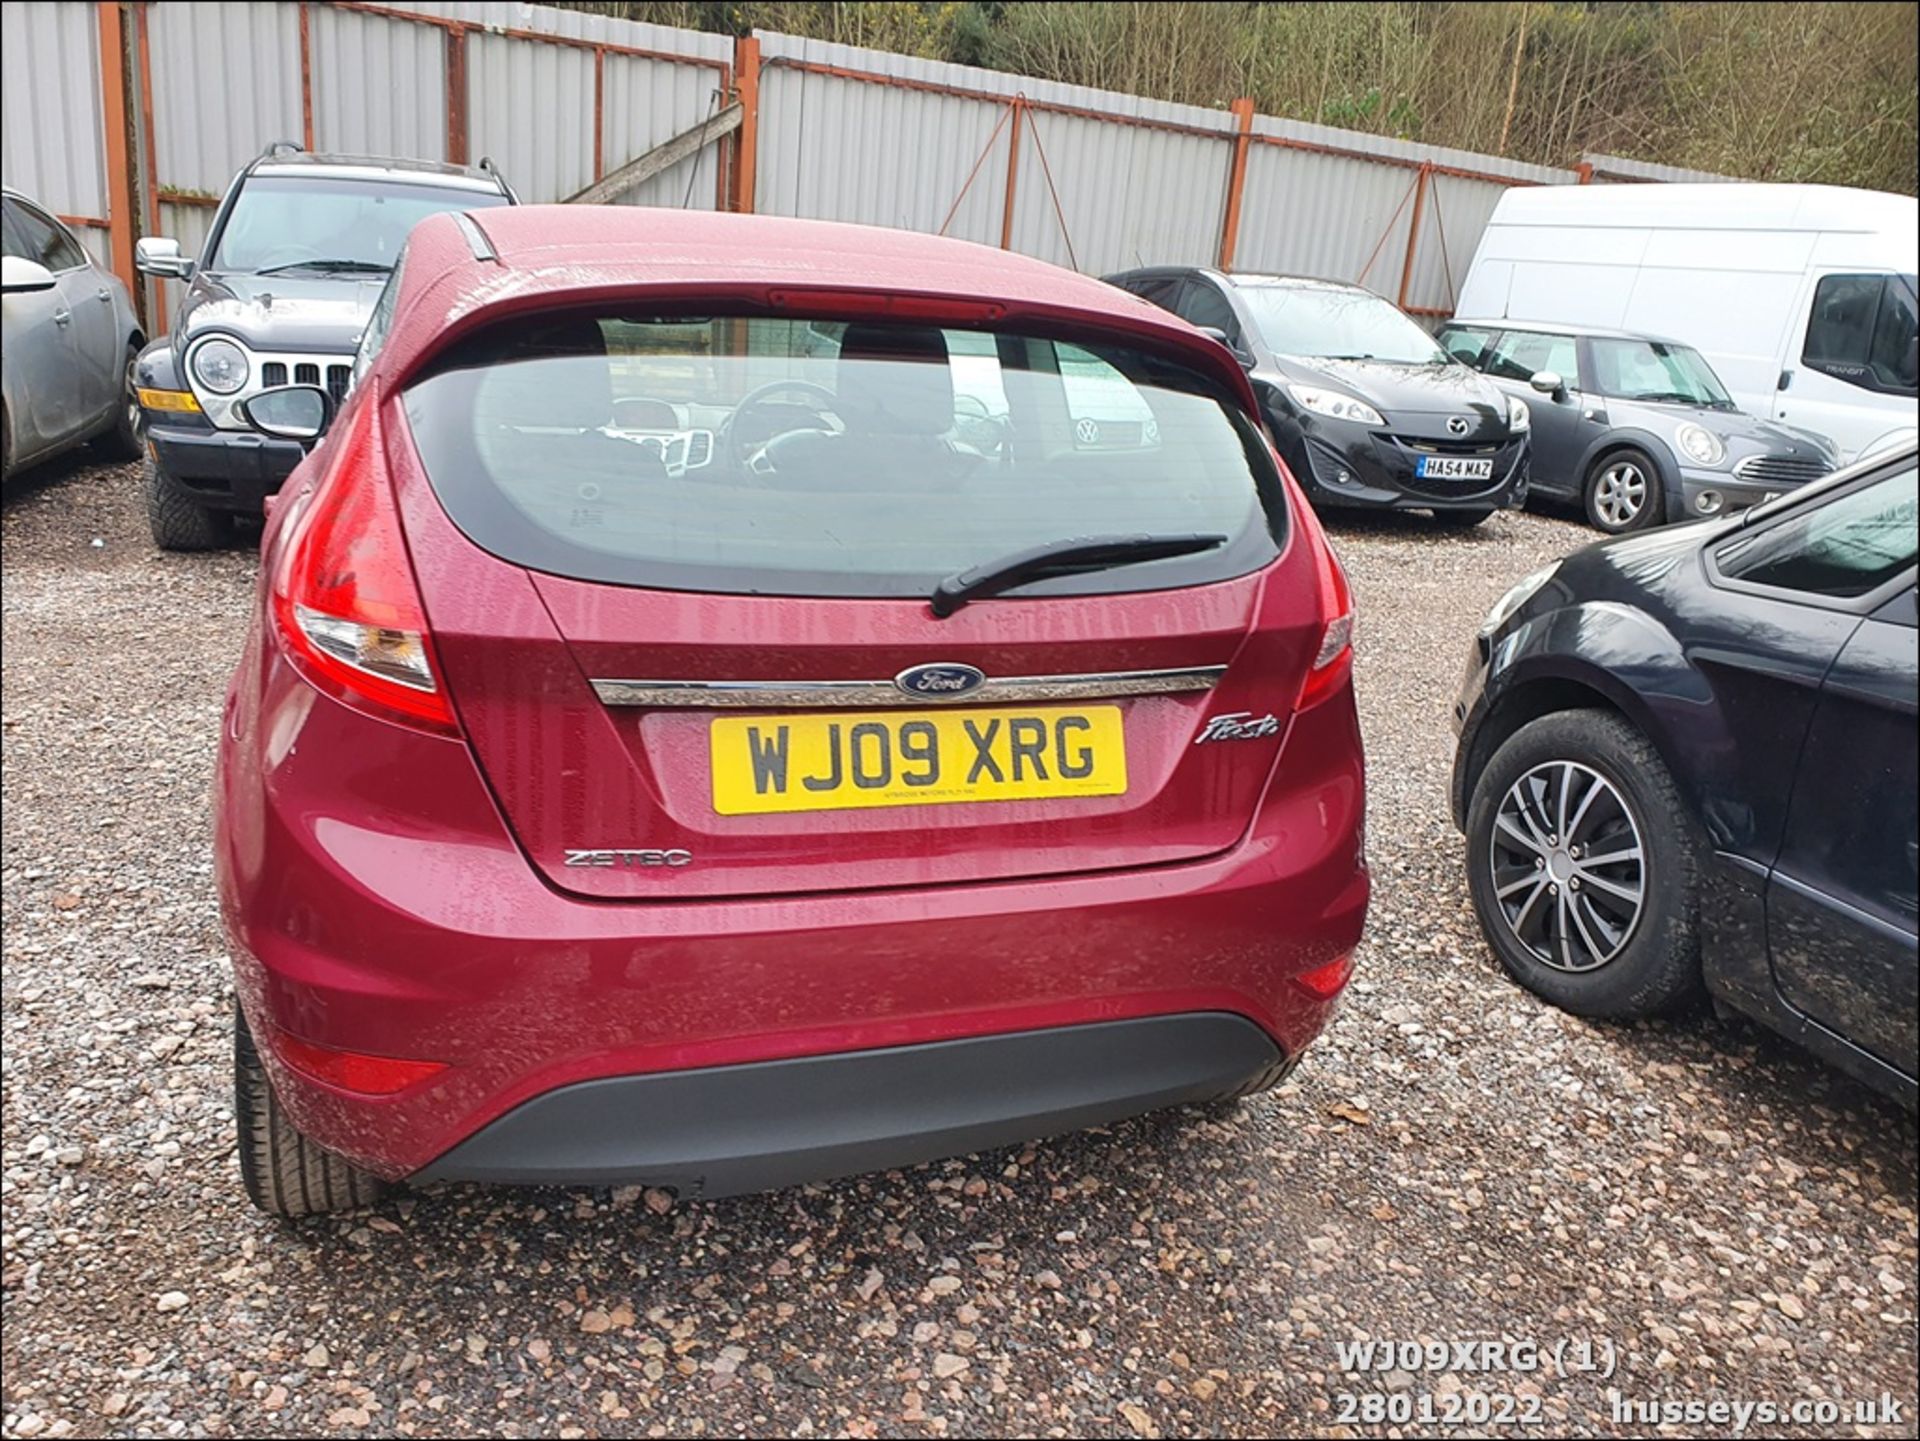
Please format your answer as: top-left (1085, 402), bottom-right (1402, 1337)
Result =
top-left (895, 663), bottom-right (987, 699)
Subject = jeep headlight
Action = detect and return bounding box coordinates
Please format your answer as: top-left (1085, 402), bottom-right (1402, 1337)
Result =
top-left (1288, 384), bottom-right (1385, 427)
top-left (1506, 394), bottom-right (1531, 432)
top-left (1675, 421), bottom-right (1726, 467)
top-left (1480, 562), bottom-right (1559, 637)
top-left (190, 338), bottom-right (249, 395)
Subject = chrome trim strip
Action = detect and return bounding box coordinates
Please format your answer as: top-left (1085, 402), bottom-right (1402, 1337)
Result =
top-left (590, 666), bottom-right (1227, 709)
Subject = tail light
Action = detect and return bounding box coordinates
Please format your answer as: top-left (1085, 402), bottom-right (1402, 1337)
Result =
top-left (1295, 523), bottom-right (1355, 711)
top-left (269, 397), bottom-right (458, 736)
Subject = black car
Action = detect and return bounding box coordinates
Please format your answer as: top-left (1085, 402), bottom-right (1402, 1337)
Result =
top-left (1452, 446), bottom-right (1917, 1104)
top-left (131, 143), bottom-right (515, 550)
top-left (1106, 268), bottom-right (1531, 526)
top-left (1437, 319), bottom-right (1837, 534)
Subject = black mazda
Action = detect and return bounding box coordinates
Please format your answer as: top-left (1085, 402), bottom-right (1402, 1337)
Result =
top-left (1452, 445), bottom-right (1917, 1104)
top-left (1106, 268), bottom-right (1531, 527)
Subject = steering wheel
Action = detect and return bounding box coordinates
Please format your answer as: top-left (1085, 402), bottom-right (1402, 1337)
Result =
top-left (726, 379), bottom-right (843, 471)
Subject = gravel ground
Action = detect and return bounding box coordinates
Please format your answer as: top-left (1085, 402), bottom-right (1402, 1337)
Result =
top-left (3, 457), bottom-right (1915, 1440)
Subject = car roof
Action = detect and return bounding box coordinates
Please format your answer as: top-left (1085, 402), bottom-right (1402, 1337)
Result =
top-left (251, 152), bottom-right (505, 193)
top-left (1444, 317), bottom-right (1688, 345)
top-left (376, 207), bottom-right (1260, 414)
top-left (1106, 265), bottom-right (1377, 296)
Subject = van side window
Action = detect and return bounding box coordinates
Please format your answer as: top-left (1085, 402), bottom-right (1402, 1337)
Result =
top-left (1803, 274), bottom-right (1919, 396)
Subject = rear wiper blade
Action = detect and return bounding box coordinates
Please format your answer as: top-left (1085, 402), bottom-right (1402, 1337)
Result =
top-left (255, 258), bottom-right (392, 275)
top-left (930, 533), bottom-right (1228, 619)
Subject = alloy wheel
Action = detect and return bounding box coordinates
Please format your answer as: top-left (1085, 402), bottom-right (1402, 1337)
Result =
top-left (1592, 462), bottom-right (1646, 529)
top-left (1488, 760), bottom-right (1646, 973)
top-left (124, 357), bottom-right (143, 438)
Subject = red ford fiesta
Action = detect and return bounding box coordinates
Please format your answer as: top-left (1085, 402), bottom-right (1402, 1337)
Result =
top-left (213, 206), bottom-right (1369, 1215)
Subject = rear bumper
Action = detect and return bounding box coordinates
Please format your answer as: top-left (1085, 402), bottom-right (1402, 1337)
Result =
top-left (147, 422), bottom-right (303, 513)
top-left (217, 649), bottom-right (1368, 1186)
top-left (418, 1013), bottom-right (1287, 1197)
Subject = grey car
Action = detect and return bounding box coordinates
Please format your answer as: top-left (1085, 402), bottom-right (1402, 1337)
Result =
top-left (1438, 319), bottom-right (1838, 533)
top-left (132, 142), bottom-right (514, 549)
top-left (1, 188), bottom-right (144, 484)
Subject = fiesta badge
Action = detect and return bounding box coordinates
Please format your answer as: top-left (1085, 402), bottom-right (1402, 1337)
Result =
top-left (895, 663), bottom-right (987, 699)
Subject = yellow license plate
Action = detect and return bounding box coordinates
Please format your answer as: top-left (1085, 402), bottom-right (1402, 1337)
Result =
top-left (710, 705), bottom-right (1127, 816)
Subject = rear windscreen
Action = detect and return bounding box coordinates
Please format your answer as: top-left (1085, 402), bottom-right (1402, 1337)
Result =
top-left (400, 314), bottom-right (1284, 598)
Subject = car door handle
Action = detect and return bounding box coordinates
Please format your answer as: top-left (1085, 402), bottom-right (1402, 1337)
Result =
top-left (96, 288), bottom-right (113, 304)
top-left (53, 308), bottom-right (72, 327)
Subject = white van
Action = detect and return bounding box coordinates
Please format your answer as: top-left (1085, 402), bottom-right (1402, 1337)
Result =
top-left (1456, 184), bottom-right (1917, 463)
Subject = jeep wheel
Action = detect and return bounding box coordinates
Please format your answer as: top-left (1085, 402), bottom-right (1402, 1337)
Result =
top-left (145, 454), bottom-right (231, 551)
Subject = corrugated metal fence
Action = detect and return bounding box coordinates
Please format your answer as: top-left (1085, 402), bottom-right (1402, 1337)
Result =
top-left (4, 1), bottom-right (1689, 336)
top-left (746, 31), bottom-right (1580, 318)
top-left (0, 2), bottom-right (119, 272)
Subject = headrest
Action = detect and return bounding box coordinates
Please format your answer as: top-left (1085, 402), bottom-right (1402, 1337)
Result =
top-left (835, 324), bottom-right (954, 435)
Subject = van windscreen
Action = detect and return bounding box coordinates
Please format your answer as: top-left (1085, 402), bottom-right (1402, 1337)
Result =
top-left (400, 314), bottom-right (1283, 598)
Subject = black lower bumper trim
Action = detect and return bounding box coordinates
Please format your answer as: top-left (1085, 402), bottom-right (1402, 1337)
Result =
top-left (416, 1013), bottom-right (1283, 1199)
top-left (147, 424), bottom-right (304, 513)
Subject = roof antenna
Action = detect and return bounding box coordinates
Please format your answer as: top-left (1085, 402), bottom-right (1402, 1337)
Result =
top-left (1133, 247), bottom-right (1144, 268)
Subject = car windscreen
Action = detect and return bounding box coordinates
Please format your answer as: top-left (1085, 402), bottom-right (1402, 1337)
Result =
top-left (1235, 285), bottom-right (1447, 365)
top-left (1589, 338), bottom-right (1736, 409)
top-left (211, 176), bottom-right (508, 273)
top-left (400, 313), bottom-right (1284, 599)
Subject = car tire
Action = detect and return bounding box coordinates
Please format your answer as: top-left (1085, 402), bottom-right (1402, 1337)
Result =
top-left (235, 1002), bottom-right (389, 1218)
top-left (1583, 447), bottom-right (1662, 534)
top-left (1430, 507), bottom-right (1494, 529)
top-left (1206, 1051), bottom-right (1303, 1103)
top-left (94, 343), bottom-right (145, 462)
top-left (1465, 709), bottom-right (1701, 1019)
top-left (145, 454), bottom-right (231, 551)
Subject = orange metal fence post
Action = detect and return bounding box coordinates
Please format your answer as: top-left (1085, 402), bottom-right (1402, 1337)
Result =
top-left (731, 35), bottom-right (760, 213)
top-left (1217, 97), bottom-right (1255, 271)
top-left (592, 46), bottom-right (606, 180)
top-left (95, 1), bottom-right (138, 301)
top-left (1397, 162), bottom-right (1431, 309)
top-left (445, 24), bottom-right (468, 165)
top-left (133, 0), bottom-right (162, 330)
top-left (1575, 160), bottom-right (1595, 184)
top-left (999, 96), bottom-right (1024, 250)
top-left (298, 2), bottom-right (315, 150)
